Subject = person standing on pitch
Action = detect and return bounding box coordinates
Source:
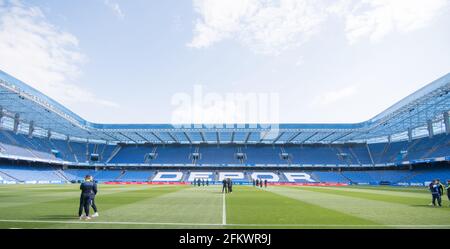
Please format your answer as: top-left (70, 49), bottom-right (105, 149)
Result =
top-left (206, 178), bottom-right (209, 186)
top-left (78, 175), bottom-right (97, 220)
top-left (264, 179), bottom-right (268, 188)
top-left (256, 178), bottom-right (259, 188)
top-left (447, 180), bottom-right (450, 206)
top-left (252, 178), bottom-right (256, 187)
top-left (89, 176), bottom-right (99, 217)
top-left (429, 179), bottom-right (443, 207)
top-left (227, 178), bottom-right (233, 193)
top-left (260, 179), bottom-right (263, 189)
top-left (222, 178), bottom-right (227, 193)
top-left (437, 179), bottom-right (444, 204)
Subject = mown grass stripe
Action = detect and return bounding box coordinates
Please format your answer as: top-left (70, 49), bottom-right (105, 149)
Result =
top-left (80, 186), bottom-right (223, 226)
top-left (0, 185), bottom-right (186, 229)
top-left (270, 186), bottom-right (450, 226)
top-left (227, 186), bottom-right (377, 226)
top-left (303, 186), bottom-right (450, 209)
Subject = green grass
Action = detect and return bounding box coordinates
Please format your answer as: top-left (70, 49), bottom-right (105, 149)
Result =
top-left (0, 184), bottom-right (449, 229)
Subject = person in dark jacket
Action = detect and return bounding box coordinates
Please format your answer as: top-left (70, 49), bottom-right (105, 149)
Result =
top-left (90, 176), bottom-right (99, 217)
top-left (429, 179), bottom-right (443, 207)
top-left (447, 180), bottom-right (450, 206)
top-left (264, 179), bottom-right (268, 188)
top-left (222, 178), bottom-right (228, 193)
top-left (227, 178), bottom-right (233, 193)
top-left (79, 175), bottom-right (98, 219)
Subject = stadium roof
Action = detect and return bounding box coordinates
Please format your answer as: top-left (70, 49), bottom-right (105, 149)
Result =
top-left (0, 70), bottom-right (449, 144)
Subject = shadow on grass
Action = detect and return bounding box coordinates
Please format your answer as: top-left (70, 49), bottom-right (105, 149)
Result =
top-left (37, 214), bottom-right (77, 220)
top-left (410, 204), bottom-right (442, 208)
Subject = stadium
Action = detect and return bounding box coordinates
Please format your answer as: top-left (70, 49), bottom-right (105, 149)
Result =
top-left (0, 69), bottom-right (449, 229)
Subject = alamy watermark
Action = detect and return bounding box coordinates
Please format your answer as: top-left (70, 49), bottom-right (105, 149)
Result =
top-left (170, 85), bottom-right (280, 139)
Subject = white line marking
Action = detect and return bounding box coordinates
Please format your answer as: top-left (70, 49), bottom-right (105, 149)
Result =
top-left (0, 219), bottom-right (449, 227)
top-left (0, 219), bottom-right (223, 226)
top-left (222, 192), bottom-right (226, 225)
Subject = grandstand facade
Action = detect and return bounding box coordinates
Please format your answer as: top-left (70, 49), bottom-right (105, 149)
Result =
top-left (0, 70), bottom-right (449, 186)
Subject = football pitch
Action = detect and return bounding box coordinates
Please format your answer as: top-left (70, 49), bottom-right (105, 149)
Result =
top-left (0, 184), bottom-right (449, 229)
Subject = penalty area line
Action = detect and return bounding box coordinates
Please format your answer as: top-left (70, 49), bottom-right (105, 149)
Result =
top-left (0, 219), bottom-right (449, 228)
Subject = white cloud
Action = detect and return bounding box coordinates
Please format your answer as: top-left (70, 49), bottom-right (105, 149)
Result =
top-left (0, 1), bottom-right (118, 108)
top-left (188, 0), bottom-right (327, 55)
top-left (295, 56), bottom-right (304, 67)
top-left (341, 0), bottom-right (449, 44)
top-left (103, 0), bottom-right (124, 19)
top-left (189, 0), bottom-right (450, 53)
top-left (312, 85), bottom-right (358, 106)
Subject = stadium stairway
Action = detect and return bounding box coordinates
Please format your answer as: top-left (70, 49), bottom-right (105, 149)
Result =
top-left (54, 169), bottom-right (70, 182)
top-left (349, 147), bottom-right (362, 165)
top-left (310, 172), bottom-right (321, 182)
top-left (115, 170), bottom-right (127, 181)
top-left (378, 142), bottom-right (391, 164)
top-left (339, 172), bottom-right (354, 183)
top-left (181, 172), bottom-right (190, 182)
top-left (420, 135), bottom-right (449, 159)
top-left (0, 169), bottom-right (21, 181)
top-left (277, 171), bottom-right (288, 182)
top-left (1, 131), bottom-right (40, 159)
top-left (148, 171), bottom-right (160, 182)
top-left (395, 171), bottom-right (420, 184)
top-left (106, 145), bottom-right (122, 163)
top-left (366, 144), bottom-right (375, 166)
top-left (2, 130), bottom-right (19, 145)
top-left (67, 142), bottom-right (78, 163)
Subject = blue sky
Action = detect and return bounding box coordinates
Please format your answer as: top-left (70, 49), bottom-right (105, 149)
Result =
top-left (0, 0), bottom-right (449, 124)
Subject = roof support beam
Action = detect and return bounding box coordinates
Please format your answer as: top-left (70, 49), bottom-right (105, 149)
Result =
top-left (216, 131), bottom-right (220, 144)
top-left (103, 132), bottom-right (121, 141)
top-left (444, 111), bottom-right (450, 134)
top-left (329, 132), bottom-right (352, 144)
top-left (300, 132), bottom-right (319, 144)
top-left (183, 132), bottom-right (192, 144)
top-left (13, 113), bottom-right (19, 133)
top-left (231, 131), bottom-right (235, 143)
top-left (244, 132), bottom-right (252, 144)
top-left (151, 132), bottom-right (165, 144)
top-left (134, 132), bottom-right (150, 143)
top-left (272, 132), bottom-right (285, 144)
top-left (259, 131), bottom-right (268, 143)
top-left (28, 120), bottom-right (34, 138)
top-left (200, 132), bottom-right (206, 143)
top-left (118, 132), bottom-right (138, 144)
top-left (427, 120), bottom-right (434, 138)
top-left (316, 132), bottom-right (335, 143)
top-left (287, 132), bottom-right (302, 143)
top-left (167, 132), bottom-right (179, 143)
